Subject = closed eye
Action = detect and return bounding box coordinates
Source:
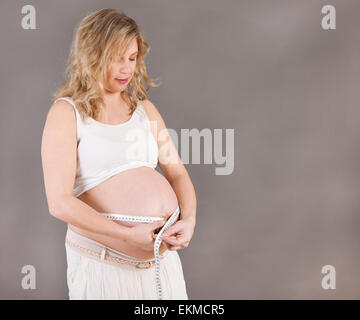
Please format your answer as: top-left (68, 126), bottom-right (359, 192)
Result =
top-left (114, 57), bottom-right (137, 62)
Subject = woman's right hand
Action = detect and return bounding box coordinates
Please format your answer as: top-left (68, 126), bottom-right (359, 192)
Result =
top-left (126, 220), bottom-right (166, 251)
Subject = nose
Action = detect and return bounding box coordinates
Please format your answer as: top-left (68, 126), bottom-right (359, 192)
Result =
top-left (118, 61), bottom-right (132, 74)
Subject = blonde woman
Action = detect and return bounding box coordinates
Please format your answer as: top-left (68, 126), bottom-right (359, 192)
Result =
top-left (41, 8), bottom-right (196, 300)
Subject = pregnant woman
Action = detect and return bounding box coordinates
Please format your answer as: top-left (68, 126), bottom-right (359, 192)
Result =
top-left (41, 8), bottom-right (196, 300)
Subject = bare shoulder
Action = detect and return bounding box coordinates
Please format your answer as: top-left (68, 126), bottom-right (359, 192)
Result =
top-left (47, 99), bottom-right (75, 120)
top-left (140, 99), bottom-right (164, 124)
top-left (140, 99), bottom-right (156, 115)
top-left (42, 99), bottom-right (78, 143)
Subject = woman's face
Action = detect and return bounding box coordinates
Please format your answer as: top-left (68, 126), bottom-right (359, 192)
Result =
top-left (104, 38), bottom-right (138, 93)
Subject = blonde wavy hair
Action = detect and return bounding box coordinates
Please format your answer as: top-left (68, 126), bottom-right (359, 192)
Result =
top-left (52, 8), bottom-right (160, 123)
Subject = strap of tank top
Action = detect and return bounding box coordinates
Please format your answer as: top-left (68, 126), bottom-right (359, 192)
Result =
top-left (137, 102), bottom-right (154, 133)
top-left (54, 97), bottom-right (82, 141)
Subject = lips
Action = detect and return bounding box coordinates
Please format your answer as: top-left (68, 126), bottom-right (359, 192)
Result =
top-left (115, 78), bottom-right (129, 84)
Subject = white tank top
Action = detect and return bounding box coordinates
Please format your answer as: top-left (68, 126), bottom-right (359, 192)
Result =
top-left (54, 97), bottom-right (159, 197)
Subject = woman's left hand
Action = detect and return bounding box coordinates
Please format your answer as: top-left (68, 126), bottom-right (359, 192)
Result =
top-left (154, 217), bottom-right (195, 250)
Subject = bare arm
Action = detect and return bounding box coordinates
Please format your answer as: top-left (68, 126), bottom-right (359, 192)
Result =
top-left (41, 100), bottom-right (130, 241)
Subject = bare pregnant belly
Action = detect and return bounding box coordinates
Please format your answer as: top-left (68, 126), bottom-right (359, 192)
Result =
top-left (68, 166), bottom-right (179, 259)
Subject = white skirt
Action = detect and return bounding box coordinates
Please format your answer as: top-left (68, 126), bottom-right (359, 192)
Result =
top-left (65, 227), bottom-right (189, 300)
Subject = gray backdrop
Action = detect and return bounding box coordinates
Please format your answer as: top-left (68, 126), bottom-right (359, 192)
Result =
top-left (1, 0), bottom-right (359, 299)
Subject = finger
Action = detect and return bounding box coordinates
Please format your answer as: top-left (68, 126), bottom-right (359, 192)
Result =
top-left (163, 225), bottom-right (181, 237)
top-left (167, 245), bottom-right (185, 250)
top-left (164, 232), bottom-right (187, 243)
top-left (165, 238), bottom-right (190, 248)
top-left (162, 235), bottom-right (182, 246)
top-left (168, 246), bottom-right (180, 250)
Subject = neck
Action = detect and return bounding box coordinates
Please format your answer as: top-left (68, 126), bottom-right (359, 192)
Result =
top-left (103, 91), bottom-right (127, 109)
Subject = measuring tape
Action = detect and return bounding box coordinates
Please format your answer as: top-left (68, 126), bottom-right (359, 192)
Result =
top-left (101, 206), bottom-right (180, 300)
